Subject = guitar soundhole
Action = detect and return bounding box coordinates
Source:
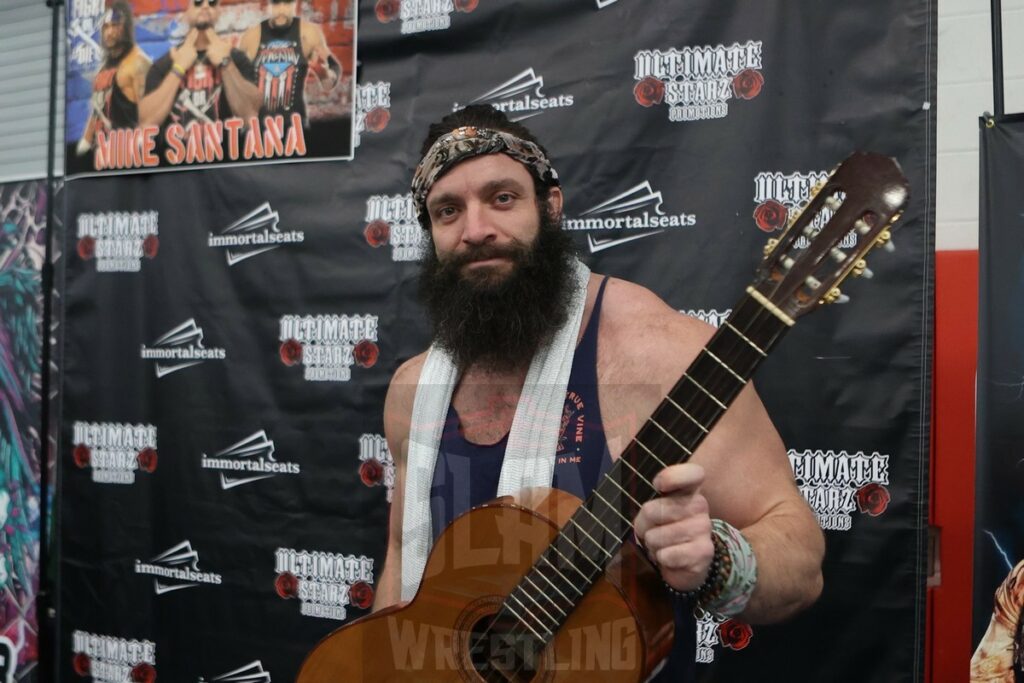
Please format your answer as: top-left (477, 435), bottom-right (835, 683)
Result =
top-left (466, 612), bottom-right (542, 683)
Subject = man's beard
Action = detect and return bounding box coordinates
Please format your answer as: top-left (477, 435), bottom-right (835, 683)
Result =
top-left (104, 37), bottom-right (131, 64)
top-left (419, 209), bottom-right (578, 372)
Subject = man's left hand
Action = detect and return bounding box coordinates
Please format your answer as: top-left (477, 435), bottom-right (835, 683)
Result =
top-left (632, 463), bottom-right (715, 592)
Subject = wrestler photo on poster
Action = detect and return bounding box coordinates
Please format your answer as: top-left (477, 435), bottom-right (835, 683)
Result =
top-left (65, 0), bottom-right (356, 176)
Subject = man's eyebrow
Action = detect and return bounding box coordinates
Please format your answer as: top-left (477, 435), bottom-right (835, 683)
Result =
top-left (480, 178), bottom-right (528, 196)
top-left (426, 192), bottom-right (460, 212)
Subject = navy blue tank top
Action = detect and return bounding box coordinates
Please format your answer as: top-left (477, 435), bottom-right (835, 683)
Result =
top-left (428, 277), bottom-right (696, 681)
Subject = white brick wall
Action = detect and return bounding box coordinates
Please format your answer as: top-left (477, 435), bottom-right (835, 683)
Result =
top-left (937, 0), bottom-right (1024, 250)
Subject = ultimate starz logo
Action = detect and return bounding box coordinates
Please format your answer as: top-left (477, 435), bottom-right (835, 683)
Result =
top-left (357, 433), bottom-right (395, 502)
top-left (363, 193), bottom-right (427, 261)
top-left (75, 211), bottom-right (159, 272)
top-left (134, 540), bottom-right (223, 595)
top-left (141, 319), bottom-right (227, 378)
top-left (789, 449), bottom-right (892, 531)
top-left (374, 0), bottom-right (478, 36)
top-left (278, 313), bottom-right (380, 382)
top-left (202, 430), bottom-right (301, 490)
top-left (71, 421), bottom-right (158, 485)
top-left (633, 41), bottom-right (764, 122)
top-left (71, 630), bottom-right (156, 683)
top-left (273, 548), bottom-right (375, 621)
top-left (355, 81), bottom-right (392, 148)
top-left (752, 170), bottom-right (854, 249)
top-left (562, 181), bottom-right (696, 253)
top-left (208, 203), bottom-right (304, 266)
top-left (456, 68), bottom-right (574, 123)
top-left (695, 613), bottom-right (753, 664)
top-left (199, 660), bottom-right (271, 683)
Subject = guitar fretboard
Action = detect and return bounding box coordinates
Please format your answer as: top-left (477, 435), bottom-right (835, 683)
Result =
top-left (493, 290), bottom-right (791, 654)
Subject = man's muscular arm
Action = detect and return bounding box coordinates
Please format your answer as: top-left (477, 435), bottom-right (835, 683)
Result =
top-left (302, 22), bottom-right (338, 85)
top-left (602, 279), bottom-right (824, 625)
top-left (371, 354), bottom-right (425, 613)
top-left (204, 33), bottom-right (261, 121)
top-left (123, 49), bottom-right (152, 104)
top-left (139, 31), bottom-right (198, 127)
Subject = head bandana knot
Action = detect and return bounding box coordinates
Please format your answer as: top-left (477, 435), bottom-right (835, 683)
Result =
top-left (411, 126), bottom-right (559, 225)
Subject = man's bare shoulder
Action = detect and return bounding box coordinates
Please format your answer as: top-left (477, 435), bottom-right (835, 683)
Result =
top-left (598, 276), bottom-right (715, 383)
top-left (383, 352), bottom-right (428, 452)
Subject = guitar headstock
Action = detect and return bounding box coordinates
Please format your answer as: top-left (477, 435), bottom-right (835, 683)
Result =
top-left (752, 152), bottom-right (910, 323)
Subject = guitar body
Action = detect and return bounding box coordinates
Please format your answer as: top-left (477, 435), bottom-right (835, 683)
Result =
top-left (297, 487), bottom-right (674, 682)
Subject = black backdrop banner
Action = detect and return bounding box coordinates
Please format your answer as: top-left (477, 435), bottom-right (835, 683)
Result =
top-left (971, 115), bottom-right (1024, 674)
top-left (57, 1), bottom-right (934, 681)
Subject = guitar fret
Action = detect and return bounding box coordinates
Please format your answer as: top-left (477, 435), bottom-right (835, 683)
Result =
top-left (665, 396), bottom-right (709, 434)
top-left (683, 373), bottom-right (728, 410)
top-left (702, 348), bottom-right (748, 385)
top-left (504, 597), bottom-right (549, 640)
top-left (579, 504), bottom-right (619, 539)
top-left (523, 574), bottom-right (567, 617)
top-left (539, 555), bottom-right (584, 595)
top-left (514, 585), bottom-right (559, 630)
top-left (724, 320), bottom-right (768, 357)
top-left (647, 417), bottom-right (693, 455)
top-left (550, 545), bottom-right (595, 582)
top-left (568, 518), bottom-right (614, 560)
top-left (618, 456), bottom-right (656, 490)
top-left (592, 489), bottom-right (632, 525)
top-left (557, 531), bottom-right (604, 572)
top-left (604, 474), bottom-right (643, 509)
top-left (633, 436), bottom-right (669, 468)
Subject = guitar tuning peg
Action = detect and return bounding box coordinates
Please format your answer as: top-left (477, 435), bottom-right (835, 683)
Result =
top-left (882, 240), bottom-right (895, 253)
top-left (763, 238), bottom-right (778, 257)
top-left (852, 259), bottom-right (873, 279)
top-left (821, 288), bottom-right (849, 305)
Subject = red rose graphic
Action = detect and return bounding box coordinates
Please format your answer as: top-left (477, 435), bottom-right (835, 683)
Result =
top-left (77, 236), bottom-right (96, 260)
top-left (732, 68), bottom-right (764, 100)
top-left (359, 458), bottom-right (384, 487)
top-left (353, 339), bottom-right (380, 368)
top-left (752, 199), bottom-right (789, 233)
top-left (137, 447), bottom-right (158, 473)
top-left (856, 483), bottom-right (891, 516)
top-left (364, 220), bottom-right (391, 248)
top-left (72, 653), bottom-right (91, 676)
top-left (633, 76), bottom-right (665, 107)
top-left (72, 444), bottom-right (91, 469)
top-left (130, 662), bottom-right (156, 683)
top-left (375, 0), bottom-right (400, 23)
top-left (718, 619), bottom-right (753, 650)
top-left (454, 0), bottom-right (478, 11)
top-left (275, 571), bottom-right (299, 599)
top-left (279, 338), bottom-right (303, 366)
top-left (142, 234), bottom-right (159, 259)
top-left (350, 580), bottom-right (375, 609)
top-left (364, 106), bottom-right (391, 133)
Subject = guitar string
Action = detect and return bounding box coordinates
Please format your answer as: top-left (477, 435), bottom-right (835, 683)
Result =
top-left (464, 300), bottom-right (783, 680)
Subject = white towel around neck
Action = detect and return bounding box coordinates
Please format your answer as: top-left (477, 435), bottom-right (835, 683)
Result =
top-left (400, 259), bottom-right (592, 601)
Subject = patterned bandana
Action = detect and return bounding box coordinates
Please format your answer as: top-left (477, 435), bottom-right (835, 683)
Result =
top-left (411, 126), bottom-right (559, 225)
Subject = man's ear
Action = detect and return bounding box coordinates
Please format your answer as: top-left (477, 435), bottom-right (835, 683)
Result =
top-left (546, 186), bottom-right (564, 221)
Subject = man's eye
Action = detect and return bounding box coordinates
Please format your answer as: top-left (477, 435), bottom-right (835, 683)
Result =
top-left (495, 193), bottom-right (514, 204)
top-left (437, 207), bottom-right (456, 218)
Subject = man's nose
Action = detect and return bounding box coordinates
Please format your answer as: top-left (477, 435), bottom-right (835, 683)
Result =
top-left (460, 201), bottom-right (497, 244)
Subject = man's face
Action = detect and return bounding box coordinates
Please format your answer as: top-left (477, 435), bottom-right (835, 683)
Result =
top-left (101, 20), bottom-right (125, 51)
top-left (269, 0), bottom-right (298, 27)
top-left (424, 153), bottom-right (563, 286)
top-left (186, 0), bottom-right (220, 30)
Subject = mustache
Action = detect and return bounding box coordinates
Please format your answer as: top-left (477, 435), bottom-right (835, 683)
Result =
top-left (439, 243), bottom-right (527, 271)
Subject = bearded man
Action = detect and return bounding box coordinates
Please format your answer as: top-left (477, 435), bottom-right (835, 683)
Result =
top-left (239, 0), bottom-right (341, 127)
top-left (372, 104), bottom-right (824, 679)
top-left (76, 2), bottom-right (151, 155)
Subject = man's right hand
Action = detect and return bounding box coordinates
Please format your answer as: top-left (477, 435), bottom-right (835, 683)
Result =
top-left (170, 29), bottom-right (199, 72)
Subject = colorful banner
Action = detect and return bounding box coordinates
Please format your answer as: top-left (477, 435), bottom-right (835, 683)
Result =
top-left (0, 180), bottom-right (47, 681)
top-left (65, 0), bottom-right (356, 176)
top-left (58, 1), bottom-right (934, 680)
top-left (971, 114), bottom-right (1024, 680)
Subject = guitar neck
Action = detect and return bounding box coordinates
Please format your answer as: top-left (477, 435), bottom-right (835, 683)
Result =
top-left (499, 289), bottom-right (792, 647)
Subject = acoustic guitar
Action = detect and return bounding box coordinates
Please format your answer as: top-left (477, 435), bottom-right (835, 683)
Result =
top-left (296, 152), bottom-right (910, 682)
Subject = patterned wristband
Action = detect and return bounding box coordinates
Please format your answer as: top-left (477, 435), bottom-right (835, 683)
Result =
top-left (171, 63), bottom-right (186, 79)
